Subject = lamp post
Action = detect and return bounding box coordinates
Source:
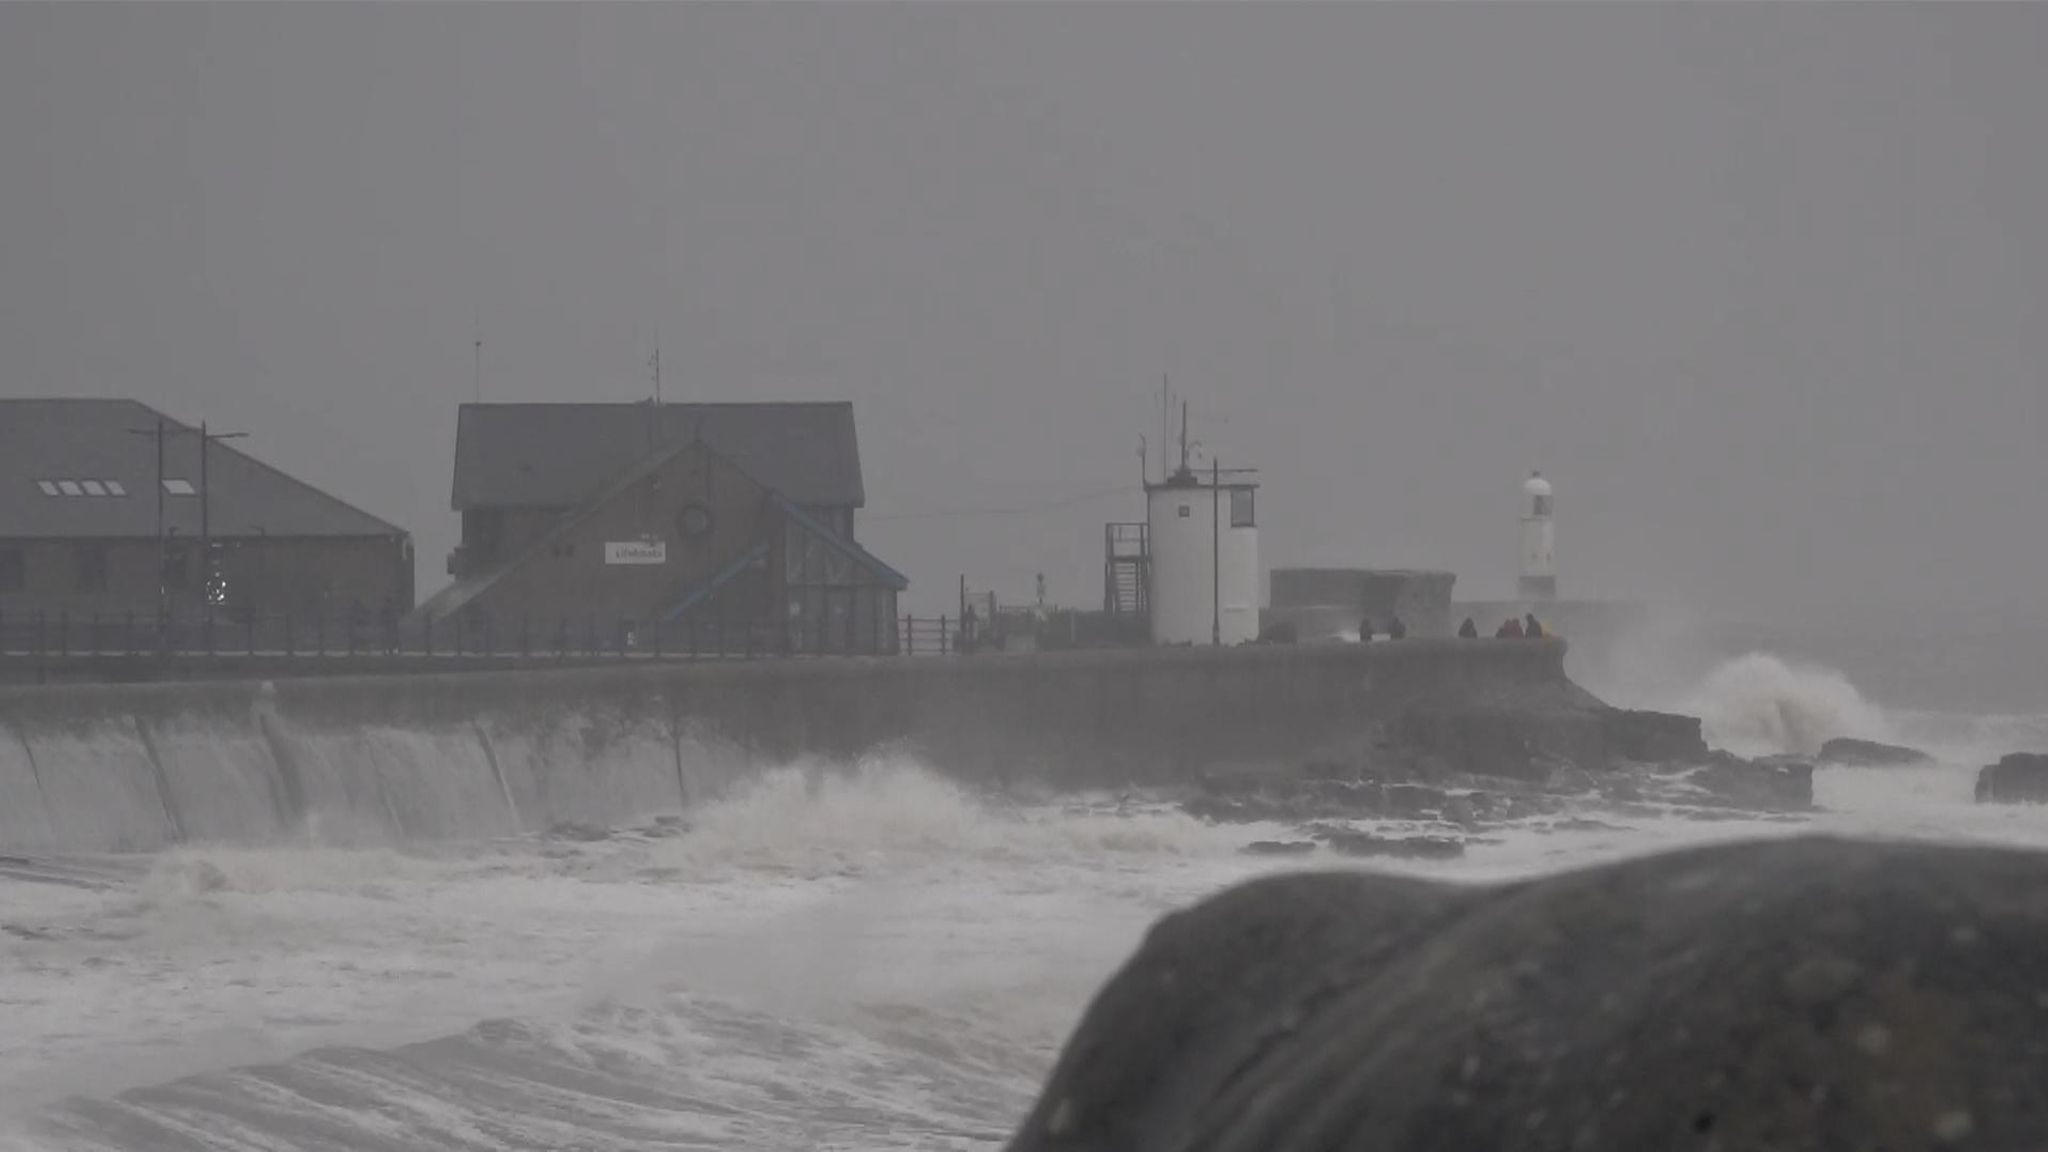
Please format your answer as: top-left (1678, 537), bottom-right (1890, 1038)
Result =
top-left (198, 422), bottom-right (248, 623)
top-left (126, 417), bottom-right (246, 630)
top-left (125, 420), bottom-right (168, 626)
top-left (1205, 459), bottom-right (1260, 648)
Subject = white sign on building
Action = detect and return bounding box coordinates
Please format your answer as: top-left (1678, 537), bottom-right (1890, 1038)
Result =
top-left (604, 540), bottom-right (667, 566)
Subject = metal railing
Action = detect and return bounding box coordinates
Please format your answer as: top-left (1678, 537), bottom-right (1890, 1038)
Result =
top-left (0, 608), bottom-right (993, 681)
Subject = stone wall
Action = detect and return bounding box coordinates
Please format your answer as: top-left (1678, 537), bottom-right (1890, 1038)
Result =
top-left (0, 640), bottom-right (1590, 853)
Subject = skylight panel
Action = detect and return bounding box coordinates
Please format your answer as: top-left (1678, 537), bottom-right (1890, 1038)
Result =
top-left (164, 479), bottom-right (196, 496)
top-left (37, 480), bottom-right (59, 496)
top-left (80, 480), bottom-right (107, 496)
top-left (104, 480), bottom-right (127, 496)
top-left (57, 480), bottom-right (83, 496)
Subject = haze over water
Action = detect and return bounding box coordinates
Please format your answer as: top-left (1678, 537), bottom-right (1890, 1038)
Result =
top-left (2, 632), bottom-right (2044, 1151)
top-left (4, 1), bottom-right (2046, 1147)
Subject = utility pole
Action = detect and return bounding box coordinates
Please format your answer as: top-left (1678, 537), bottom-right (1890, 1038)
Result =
top-left (645, 347), bottom-right (663, 460)
top-left (197, 422), bottom-right (247, 620)
top-left (1161, 373), bottom-right (1170, 485)
top-left (1180, 401), bottom-right (1191, 475)
top-left (126, 420), bottom-right (168, 628)
top-left (1205, 460), bottom-right (1259, 648)
top-left (1212, 456), bottom-right (1221, 647)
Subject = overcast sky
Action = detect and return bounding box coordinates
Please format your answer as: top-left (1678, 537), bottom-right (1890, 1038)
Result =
top-left (2, 3), bottom-right (2041, 625)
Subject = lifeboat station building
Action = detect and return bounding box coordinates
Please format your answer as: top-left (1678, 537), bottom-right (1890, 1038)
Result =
top-left (421, 402), bottom-right (907, 655)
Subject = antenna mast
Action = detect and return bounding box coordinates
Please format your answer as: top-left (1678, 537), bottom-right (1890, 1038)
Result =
top-left (472, 322), bottom-right (483, 403)
top-left (1179, 400), bottom-right (1190, 475)
top-left (1160, 373), bottom-right (1171, 484)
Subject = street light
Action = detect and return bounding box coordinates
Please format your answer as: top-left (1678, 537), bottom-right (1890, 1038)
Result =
top-left (197, 422), bottom-right (248, 626)
top-left (130, 419), bottom-right (244, 626)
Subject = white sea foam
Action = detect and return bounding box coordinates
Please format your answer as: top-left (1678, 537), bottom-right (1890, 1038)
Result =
top-left (1684, 652), bottom-right (1897, 757)
top-left (4, 660), bottom-right (2048, 1150)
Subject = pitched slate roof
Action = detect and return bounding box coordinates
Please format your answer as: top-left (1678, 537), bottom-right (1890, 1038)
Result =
top-left (0, 399), bottom-right (406, 540)
top-left (418, 437), bottom-right (907, 622)
top-left (451, 402), bottom-right (866, 512)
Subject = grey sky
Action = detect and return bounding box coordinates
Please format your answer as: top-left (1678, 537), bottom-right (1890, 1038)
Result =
top-left (2, 3), bottom-right (2041, 625)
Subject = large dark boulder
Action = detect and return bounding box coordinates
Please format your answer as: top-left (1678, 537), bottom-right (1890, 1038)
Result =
top-left (1688, 755), bottom-right (1814, 812)
top-left (1603, 709), bottom-right (1709, 764)
top-left (1009, 837), bottom-right (2048, 1152)
top-left (1976, 753), bottom-right (2048, 804)
top-left (1821, 737), bottom-right (1934, 768)
top-left (1387, 707), bottom-right (1606, 782)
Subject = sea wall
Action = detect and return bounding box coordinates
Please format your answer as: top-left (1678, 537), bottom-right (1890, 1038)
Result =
top-left (0, 640), bottom-right (1586, 854)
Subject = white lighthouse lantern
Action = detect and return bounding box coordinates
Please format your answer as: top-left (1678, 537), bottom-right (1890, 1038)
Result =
top-left (1519, 471), bottom-right (1556, 601)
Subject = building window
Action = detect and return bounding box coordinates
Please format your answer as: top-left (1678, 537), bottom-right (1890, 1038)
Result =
top-left (1230, 488), bottom-right (1255, 528)
top-left (0, 548), bottom-right (22, 592)
top-left (75, 543), bottom-right (108, 593)
top-left (1178, 504), bottom-right (1191, 519)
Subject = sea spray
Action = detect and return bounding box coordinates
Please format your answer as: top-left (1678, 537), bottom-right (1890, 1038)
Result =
top-left (637, 754), bottom-right (1232, 881)
top-left (1685, 652), bottom-right (1896, 757)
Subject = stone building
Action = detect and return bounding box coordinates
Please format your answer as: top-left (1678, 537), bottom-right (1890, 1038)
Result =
top-left (0, 399), bottom-right (413, 626)
top-left (423, 402), bottom-right (906, 654)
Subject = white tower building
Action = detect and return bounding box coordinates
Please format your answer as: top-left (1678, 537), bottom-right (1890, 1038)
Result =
top-left (1518, 471), bottom-right (1556, 601)
top-left (1146, 464), bottom-right (1260, 646)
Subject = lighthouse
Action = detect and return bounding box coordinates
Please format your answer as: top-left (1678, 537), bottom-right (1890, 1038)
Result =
top-left (1518, 471), bottom-right (1556, 602)
top-left (1142, 405), bottom-right (1261, 646)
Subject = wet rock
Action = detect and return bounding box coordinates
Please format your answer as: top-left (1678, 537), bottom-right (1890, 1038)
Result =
top-left (1386, 707), bottom-right (1606, 783)
top-left (1241, 841), bottom-right (1319, 857)
top-left (1603, 709), bottom-right (1709, 764)
top-left (1820, 738), bottom-right (1933, 768)
top-left (1196, 767), bottom-right (1278, 797)
top-left (1976, 753), bottom-right (2048, 804)
top-left (546, 821), bottom-right (613, 842)
top-left (1688, 755), bottom-right (1813, 811)
top-left (1298, 760), bottom-right (1357, 782)
top-left (1316, 829), bottom-right (1466, 860)
top-left (1382, 783), bottom-right (1451, 819)
top-left (1008, 838), bottom-right (2048, 1152)
top-left (1180, 794), bottom-right (1258, 824)
top-left (1548, 817), bottom-right (1629, 833)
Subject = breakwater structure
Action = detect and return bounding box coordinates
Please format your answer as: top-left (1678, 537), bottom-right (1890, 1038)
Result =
top-left (0, 639), bottom-right (1699, 855)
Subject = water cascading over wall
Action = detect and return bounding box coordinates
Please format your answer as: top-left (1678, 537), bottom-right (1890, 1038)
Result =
top-left (0, 642), bottom-right (1587, 854)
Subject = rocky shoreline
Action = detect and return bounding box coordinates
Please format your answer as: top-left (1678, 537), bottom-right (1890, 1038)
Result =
top-left (1172, 701), bottom-right (2045, 859)
top-left (1190, 702), bottom-right (1799, 828)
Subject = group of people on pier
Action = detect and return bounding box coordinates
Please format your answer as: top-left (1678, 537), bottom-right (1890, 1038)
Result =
top-left (1361, 612), bottom-right (1547, 641)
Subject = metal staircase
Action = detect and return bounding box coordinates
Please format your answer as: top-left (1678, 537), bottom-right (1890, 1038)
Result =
top-left (1103, 522), bottom-right (1150, 618)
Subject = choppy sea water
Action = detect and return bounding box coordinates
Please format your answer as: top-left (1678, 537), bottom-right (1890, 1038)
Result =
top-left (2, 651), bottom-right (2045, 1151)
